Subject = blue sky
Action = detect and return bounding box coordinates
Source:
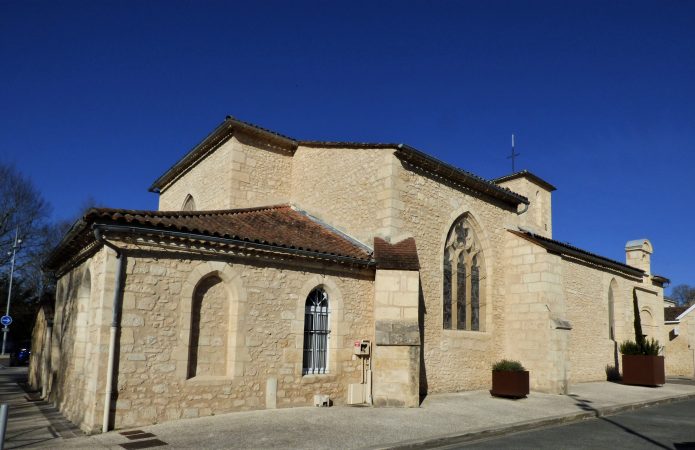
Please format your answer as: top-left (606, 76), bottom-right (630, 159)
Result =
top-left (1, 1), bottom-right (693, 292)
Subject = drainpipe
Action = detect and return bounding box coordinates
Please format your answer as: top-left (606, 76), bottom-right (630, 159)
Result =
top-left (93, 226), bottom-right (125, 433)
top-left (516, 202), bottom-right (529, 215)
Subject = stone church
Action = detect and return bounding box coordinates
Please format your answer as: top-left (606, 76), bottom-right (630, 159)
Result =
top-left (31, 116), bottom-right (674, 433)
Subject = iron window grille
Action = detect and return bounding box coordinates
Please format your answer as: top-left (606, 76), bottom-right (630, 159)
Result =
top-left (303, 288), bottom-right (330, 375)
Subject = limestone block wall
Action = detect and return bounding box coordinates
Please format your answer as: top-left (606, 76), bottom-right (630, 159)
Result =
top-left (110, 254), bottom-right (373, 428)
top-left (228, 133), bottom-right (292, 209)
top-left (291, 146), bottom-right (395, 245)
top-left (397, 163), bottom-right (518, 394)
top-left (28, 305), bottom-right (50, 392)
top-left (373, 269), bottom-right (420, 407)
top-left (48, 249), bottom-right (109, 433)
top-left (496, 177), bottom-right (552, 238)
top-left (503, 234), bottom-right (569, 393)
top-left (158, 139), bottom-right (235, 210)
top-left (665, 314), bottom-right (695, 378)
top-left (561, 261), bottom-right (618, 383)
top-left (159, 133), bottom-right (292, 211)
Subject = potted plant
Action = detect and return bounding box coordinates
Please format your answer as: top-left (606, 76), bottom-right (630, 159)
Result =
top-left (619, 288), bottom-right (665, 387)
top-left (620, 338), bottom-right (664, 387)
top-left (491, 359), bottom-right (529, 398)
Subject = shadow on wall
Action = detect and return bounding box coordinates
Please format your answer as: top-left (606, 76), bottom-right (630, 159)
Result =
top-left (418, 280), bottom-right (428, 404)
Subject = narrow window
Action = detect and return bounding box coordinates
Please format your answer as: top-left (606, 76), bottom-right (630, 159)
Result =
top-left (182, 194), bottom-right (196, 211)
top-left (443, 215), bottom-right (485, 331)
top-left (608, 281), bottom-right (616, 340)
top-left (456, 252), bottom-right (467, 330)
top-left (303, 288), bottom-right (329, 374)
top-left (471, 256), bottom-right (480, 331)
top-left (443, 249), bottom-right (452, 329)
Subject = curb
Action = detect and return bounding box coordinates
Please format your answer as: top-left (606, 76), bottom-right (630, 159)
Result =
top-left (382, 393), bottom-right (695, 449)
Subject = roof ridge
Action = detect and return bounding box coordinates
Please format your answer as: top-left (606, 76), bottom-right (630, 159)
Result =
top-left (87, 204), bottom-right (291, 219)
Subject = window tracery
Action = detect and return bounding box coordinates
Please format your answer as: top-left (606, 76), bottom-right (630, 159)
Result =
top-left (443, 216), bottom-right (484, 331)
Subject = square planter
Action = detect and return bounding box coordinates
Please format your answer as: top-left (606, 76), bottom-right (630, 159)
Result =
top-left (621, 355), bottom-right (665, 387)
top-left (491, 370), bottom-right (529, 398)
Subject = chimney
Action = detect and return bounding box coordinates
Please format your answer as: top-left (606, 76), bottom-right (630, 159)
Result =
top-left (625, 239), bottom-right (653, 275)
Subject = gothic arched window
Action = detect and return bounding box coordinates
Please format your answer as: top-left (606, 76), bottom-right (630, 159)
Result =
top-left (303, 288), bottom-right (330, 374)
top-left (443, 216), bottom-right (485, 331)
top-left (182, 194), bottom-right (196, 211)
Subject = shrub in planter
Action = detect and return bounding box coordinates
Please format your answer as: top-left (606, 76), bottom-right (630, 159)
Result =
top-left (491, 359), bottom-right (529, 399)
top-left (619, 289), bottom-right (665, 387)
top-left (620, 338), bottom-right (664, 387)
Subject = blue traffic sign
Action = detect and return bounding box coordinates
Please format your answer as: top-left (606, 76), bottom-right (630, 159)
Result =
top-left (0, 316), bottom-right (12, 326)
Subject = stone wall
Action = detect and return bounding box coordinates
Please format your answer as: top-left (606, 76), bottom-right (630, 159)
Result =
top-left (397, 161), bottom-right (518, 394)
top-left (665, 312), bottom-right (695, 378)
top-left (496, 177), bottom-right (552, 238)
top-left (159, 133), bottom-right (292, 211)
top-left (503, 234), bottom-right (569, 393)
top-left (562, 260), bottom-right (617, 384)
top-left (373, 269), bottom-right (420, 407)
top-left (109, 252), bottom-right (373, 428)
top-left (291, 146), bottom-right (393, 245)
top-left (158, 139), bottom-right (235, 210)
top-left (28, 305), bottom-right (51, 392)
top-left (48, 248), bottom-right (109, 433)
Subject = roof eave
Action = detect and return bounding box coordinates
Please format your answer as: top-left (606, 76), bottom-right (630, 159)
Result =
top-left (508, 229), bottom-right (645, 277)
top-left (149, 117), bottom-right (298, 193)
top-left (493, 170), bottom-right (557, 192)
top-left (394, 144), bottom-right (529, 207)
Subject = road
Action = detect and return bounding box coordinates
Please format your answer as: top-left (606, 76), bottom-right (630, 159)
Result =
top-left (444, 399), bottom-right (695, 450)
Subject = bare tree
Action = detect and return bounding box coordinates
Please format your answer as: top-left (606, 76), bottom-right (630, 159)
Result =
top-left (0, 162), bottom-right (51, 272)
top-left (671, 284), bottom-right (695, 307)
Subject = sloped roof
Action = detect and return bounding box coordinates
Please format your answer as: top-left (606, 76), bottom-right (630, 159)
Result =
top-left (664, 306), bottom-right (689, 322)
top-left (493, 170), bottom-right (557, 192)
top-left (45, 205), bottom-right (373, 271)
top-left (149, 116), bottom-right (529, 208)
top-left (509, 229), bottom-right (644, 277)
top-left (373, 237), bottom-right (420, 271)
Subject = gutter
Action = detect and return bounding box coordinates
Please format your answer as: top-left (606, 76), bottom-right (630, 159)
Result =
top-left (93, 225), bottom-right (126, 433)
top-left (394, 144), bottom-right (530, 210)
top-left (93, 223), bottom-right (375, 267)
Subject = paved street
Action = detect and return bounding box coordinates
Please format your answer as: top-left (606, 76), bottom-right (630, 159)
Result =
top-left (1, 360), bottom-right (694, 449)
top-left (451, 399), bottom-right (695, 450)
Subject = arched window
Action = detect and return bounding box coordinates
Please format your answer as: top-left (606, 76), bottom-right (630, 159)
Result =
top-left (182, 194), bottom-right (196, 211)
top-left (303, 288), bottom-right (330, 374)
top-left (443, 215), bottom-right (485, 331)
top-left (188, 275), bottom-right (228, 378)
top-left (608, 280), bottom-right (617, 340)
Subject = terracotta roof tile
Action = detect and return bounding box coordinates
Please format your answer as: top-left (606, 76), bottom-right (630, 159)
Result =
top-left (373, 237), bottom-right (420, 271)
top-left (45, 205), bottom-right (373, 270)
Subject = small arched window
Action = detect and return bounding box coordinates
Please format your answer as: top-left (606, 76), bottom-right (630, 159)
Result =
top-left (182, 194), bottom-right (196, 211)
top-left (608, 280), bottom-right (617, 340)
top-left (443, 215), bottom-right (485, 331)
top-left (303, 288), bottom-right (330, 374)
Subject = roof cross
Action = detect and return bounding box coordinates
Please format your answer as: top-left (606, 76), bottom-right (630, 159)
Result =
top-left (507, 134), bottom-right (520, 173)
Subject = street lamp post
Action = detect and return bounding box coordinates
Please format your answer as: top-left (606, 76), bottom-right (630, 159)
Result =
top-left (2, 228), bottom-right (21, 356)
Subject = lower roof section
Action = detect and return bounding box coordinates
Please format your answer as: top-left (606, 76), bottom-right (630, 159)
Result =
top-left (44, 204), bottom-right (374, 272)
top-left (509, 229), bottom-right (645, 278)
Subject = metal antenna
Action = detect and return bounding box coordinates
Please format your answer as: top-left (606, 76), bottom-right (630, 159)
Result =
top-left (507, 133), bottom-right (520, 173)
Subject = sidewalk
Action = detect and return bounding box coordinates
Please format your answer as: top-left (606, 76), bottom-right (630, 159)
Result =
top-left (2, 362), bottom-right (694, 449)
top-left (0, 358), bottom-right (81, 449)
